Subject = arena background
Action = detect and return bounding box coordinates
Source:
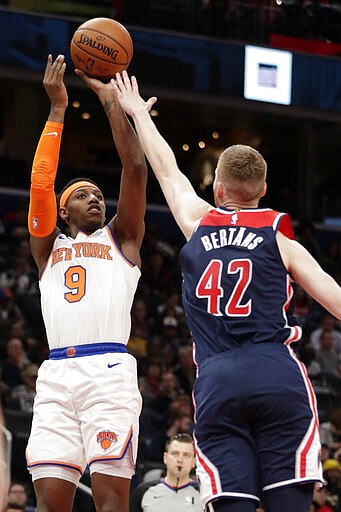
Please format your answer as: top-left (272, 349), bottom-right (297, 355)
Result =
top-left (0, 1), bottom-right (340, 510)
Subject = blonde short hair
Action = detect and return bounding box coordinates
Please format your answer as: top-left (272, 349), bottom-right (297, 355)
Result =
top-left (216, 145), bottom-right (267, 201)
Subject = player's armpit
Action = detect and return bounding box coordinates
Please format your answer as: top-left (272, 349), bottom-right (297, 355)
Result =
top-left (278, 232), bottom-right (341, 320)
top-left (28, 121), bottom-right (63, 237)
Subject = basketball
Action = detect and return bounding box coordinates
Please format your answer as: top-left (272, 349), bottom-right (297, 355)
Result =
top-left (70, 17), bottom-right (133, 81)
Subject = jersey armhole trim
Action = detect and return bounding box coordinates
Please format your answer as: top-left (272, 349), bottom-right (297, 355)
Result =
top-left (39, 229), bottom-right (61, 281)
top-left (106, 225), bottom-right (137, 269)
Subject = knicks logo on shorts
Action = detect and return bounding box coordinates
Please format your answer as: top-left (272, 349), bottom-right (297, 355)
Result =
top-left (66, 347), bottom-right (76, 357)
top-left (97, 430), bottom-right (118, 450)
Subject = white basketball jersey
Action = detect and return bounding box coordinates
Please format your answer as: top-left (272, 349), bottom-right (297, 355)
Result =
top-left (39, 225), bottom-right (140, 350)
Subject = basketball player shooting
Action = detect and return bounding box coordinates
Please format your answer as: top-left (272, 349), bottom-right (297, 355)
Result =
top-left (112, 71), bottom-right (341, 512)
top-left (26, 55), bottom-right (151, 512)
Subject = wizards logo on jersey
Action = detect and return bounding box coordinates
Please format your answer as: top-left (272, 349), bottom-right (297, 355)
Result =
top-left (97, 430), bottom-right (118, 450)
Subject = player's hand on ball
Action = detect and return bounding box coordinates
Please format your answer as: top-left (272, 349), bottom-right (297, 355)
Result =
top-left (75, 68), bottom-right (112, 95)
top-left (75, 68), bottom-right (125, 110)
top-left (43, 54), bottom-right (68, 110)
top-left (112, 71), bottom-right (157, 114)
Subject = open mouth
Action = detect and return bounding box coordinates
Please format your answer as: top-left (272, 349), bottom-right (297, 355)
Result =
top-left (87, 205), bottom-right (101, 213)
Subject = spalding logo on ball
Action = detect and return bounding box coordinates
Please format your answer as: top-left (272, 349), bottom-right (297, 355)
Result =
top-left (70, 17), bottom-right (133, 81)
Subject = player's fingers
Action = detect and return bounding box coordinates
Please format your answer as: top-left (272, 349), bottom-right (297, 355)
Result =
top-left (55, 55), bottom-right (65, 79)
top-left (114, 72), bottom-right (125, 92)
top-left (121, 70), bottom-right (132, 91)
top-left (46, 53), bottom-right (53, 69)
top-left (111, 78), bottom-right (122, 98)
top-left (131, 76), bottom-right (139, 93)
top-left (50, 54), bottom-right (64, 80)
top-left (43, 54), bottom-right (53, 82)
top-left (75, 68), bottom-right (90, 85)
top-left (145, 97), bottom-right (158, 112)
top-left (59, 62), bottom-right (66, 80)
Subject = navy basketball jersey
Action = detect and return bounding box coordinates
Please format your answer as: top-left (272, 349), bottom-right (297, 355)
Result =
top-left (179, 207), bottom-right (301, 366)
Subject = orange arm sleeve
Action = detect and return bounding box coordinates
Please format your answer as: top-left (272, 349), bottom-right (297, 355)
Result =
top-left (28, 121), bottom-right (63, 237)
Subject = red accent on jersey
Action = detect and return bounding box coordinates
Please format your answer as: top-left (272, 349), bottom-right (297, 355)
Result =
top-left (200, 209), bottom-right (295, 240)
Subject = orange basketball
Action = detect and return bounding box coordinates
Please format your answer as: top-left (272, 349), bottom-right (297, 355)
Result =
top-left (70, 17), bottom-right (133, 81)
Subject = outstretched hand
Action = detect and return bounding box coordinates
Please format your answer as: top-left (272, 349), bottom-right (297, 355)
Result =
top-left (75, 68), bottom-right (114, 98)
top-left (43, 54), bottom-right (68, 110)
top-left (111, 71), bottom-right (157, 115)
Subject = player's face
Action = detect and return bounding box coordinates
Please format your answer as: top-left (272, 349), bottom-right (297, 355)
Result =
top-left (65, 186), bottom-right (106, 233)
top-left (164, 440), bottom-right (196, 479)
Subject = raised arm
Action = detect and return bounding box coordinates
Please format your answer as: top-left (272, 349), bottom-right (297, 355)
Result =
top-left (112, 72), bottom-right (212, 241)
top-left (28, 54), bottom-right (68, 274)
top-left (76, 70), bottom-right (149, 265)
top-left (277, 231), bottom-right (341, 320)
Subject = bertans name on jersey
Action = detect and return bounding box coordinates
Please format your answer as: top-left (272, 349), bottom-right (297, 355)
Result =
top-left (201, 227), bottom-right (263, 252)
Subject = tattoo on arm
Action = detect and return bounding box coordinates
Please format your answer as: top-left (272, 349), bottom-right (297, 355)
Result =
top-left (103, 99), bottom-right (115, 116)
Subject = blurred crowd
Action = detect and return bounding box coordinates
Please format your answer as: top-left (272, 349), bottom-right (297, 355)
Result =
top-left (0, 199), bottom-right (341, 510)
top-left (122, 0), bottom-right (341, 46)
top-left (0, 1), bottom-right (339, 510)
top-left (1, 0), bottom-right (341, 49)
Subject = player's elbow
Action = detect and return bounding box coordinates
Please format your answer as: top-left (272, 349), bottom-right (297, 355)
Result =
top-left (123, 158), bottom-right (148, 178)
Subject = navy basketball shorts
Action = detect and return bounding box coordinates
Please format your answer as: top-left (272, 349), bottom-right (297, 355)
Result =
top-left (193, 342), bottom-right (322, 508)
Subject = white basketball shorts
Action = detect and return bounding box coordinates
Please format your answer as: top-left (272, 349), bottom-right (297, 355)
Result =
top-left (26, 349), bottom-right (142, 483)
